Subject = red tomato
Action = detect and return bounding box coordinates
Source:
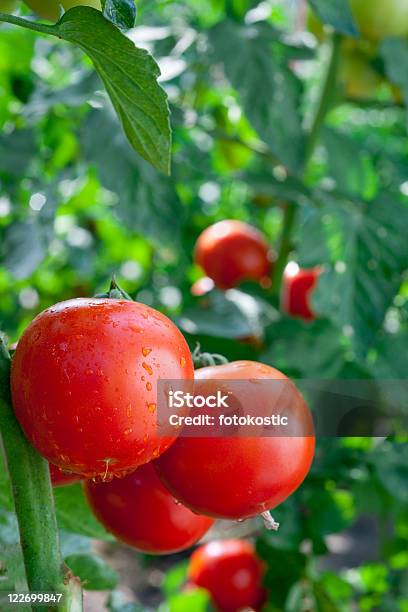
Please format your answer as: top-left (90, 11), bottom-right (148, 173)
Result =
top-left (84, 462), bottom-right (214, 554)
top-left (188, 539), bottom-right (266, 612)
top-left (194, 221), bottom-right (272, 289)
top-left (155, 361), bottom-right (315, 520)
top-left (49, 463), bottom-right (83, 488)
top-left (282, 263), bottom-right (321, 321)
top-left (11, 298), bottom-right (194, 479)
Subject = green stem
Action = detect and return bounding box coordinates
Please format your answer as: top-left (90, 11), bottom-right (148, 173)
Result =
top-left (272, 32), bottom-right (342, 295)
top-left (0, 12), bottom-right (58, 36)
top-left (0, 340), bottom-right (82, 612)
top-left (271, 203), bottom-right (297, 296)
top-left (305, 33), bottom-right (342, 165)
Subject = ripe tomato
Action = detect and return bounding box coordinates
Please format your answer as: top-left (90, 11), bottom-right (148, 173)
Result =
top-left (84, 462), bottom-right (214, 554)
top-left (155, 361), bottom-right (315, 520)
top-left (24, 0), bottom-right (61, 21)
top-left (351, 0), bottom-right (408, 41)
top-left (188, 539), bottom-right (266, 612)
top-left (194, 221), bottom-right (272, 289)
top-left (49, 463), bottom-right (83, 488)
top-left (11, 298), bottom-right (194, 479)
top-left (282, 263), bottom-right (321, 321)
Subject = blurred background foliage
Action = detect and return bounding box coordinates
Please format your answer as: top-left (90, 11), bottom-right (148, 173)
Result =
top-left (0, 0), bottom-right (407, 610)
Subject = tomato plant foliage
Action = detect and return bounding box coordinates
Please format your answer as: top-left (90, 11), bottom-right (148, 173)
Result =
top-left (0, 0), bottom-right (407, 610)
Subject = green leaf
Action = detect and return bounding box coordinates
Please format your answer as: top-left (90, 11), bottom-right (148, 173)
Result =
top-left (369, 331), bottom-right (408, 409)
top-left (302, 486), bottom-right (355, 538)
top-left (371, 442), bottom-right (408, 505)
top-left (308, 0), bottom-right (358, 36)
top-left (64, 553), bottom-right (118, 590)
top-left (103, 0), bottom-right (137, 31)
top-left (208, 20), bottom-right (305, 171)
top-left (178, 289), bottom-right (278, 339)
top-left (55, 7), bottom-right (171, 173)
top-left (167, 589), bottom-right (210, 612)
top-left (323, 128), bottom-right (379, 200)
top-left (82, 105), bottom-right (182, 246)
top-left (381, 38), bottom-right (408, 108)
top-left (2, 219), bottom-right (49, 280)
top-left (161, 561), bottom-right (188, 597)
top-left (0, 129), bottom-right (36, 178)
top-left (262, 319), bottom-right (347, 378)
top-left (54, 483), bottom-right (113, 540)
top-left (299, 194), bottom-right (408, 355)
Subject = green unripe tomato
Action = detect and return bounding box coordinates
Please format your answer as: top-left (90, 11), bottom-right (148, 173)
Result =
top-left (24, 0), bottom-right (61, 21)
top-left (61, 0), bottom-right (101, 9)
top-left (351, 0), bottom-right (408, 41)
top-left (0, 0), bottom-right (17, 12)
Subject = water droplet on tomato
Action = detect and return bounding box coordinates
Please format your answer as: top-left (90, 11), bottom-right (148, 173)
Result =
top-left (142, 362), bottom-right (153, 376)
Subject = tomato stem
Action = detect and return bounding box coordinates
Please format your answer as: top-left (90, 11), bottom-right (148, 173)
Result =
top-left (94, 274), bottom-right (133, 301)
top-left (192, 343), bottom-right (229, 369)
top-left (272, 32), bottom-right (343, 297)
top-left (261, 511), bottom-right (280, 531)
top-left (0, 339), bottom-right (83, 612)
top-left (0, 12), bottom-right (58, 36)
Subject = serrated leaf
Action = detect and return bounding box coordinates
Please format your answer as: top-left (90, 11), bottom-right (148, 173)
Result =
top-left (308, 0), bottom-right (358, 36)
top-left (103, 0), bottom-right (137, 31)
top-left (208, 20), bottom-right (305, 171)
top-left (81, 104), bottom-right (182, 246)
top-left (323, 128), bottom-right (379, 200)
top-left (262, 319), bottom-right (346, 378)
top-left (299, 194), bottom-right (408, 355)
top-left (55, 7), bottom-right (170, 173)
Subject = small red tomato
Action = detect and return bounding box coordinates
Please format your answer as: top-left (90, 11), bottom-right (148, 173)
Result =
top-left (194, 221), bottom-right (272, 289)
top-left (84, 462), bottom-right (214, 554)
top-left (155, 361), bottom-right (315, 520)
top-left (282, 263), bottom-right (321, 321)
top-left (49, 463), bottom-right (83, 488)
top-left (188, 539), bottom-right (266, 612)
top-left (11, 298), bottom-right (194, 479)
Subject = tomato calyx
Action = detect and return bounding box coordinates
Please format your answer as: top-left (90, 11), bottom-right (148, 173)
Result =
top-left (94, 274), bottom-right (132, 301)
top-left (192, 342), bottom-right (228, 369)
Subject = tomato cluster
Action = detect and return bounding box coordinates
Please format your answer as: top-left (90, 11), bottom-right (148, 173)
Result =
top-left (9, 251), bottom-right (315, 606)
top-left (193, 220), bottom-right (321, 322)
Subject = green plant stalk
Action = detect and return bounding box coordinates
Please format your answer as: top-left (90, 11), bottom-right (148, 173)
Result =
top-left (0, 340), bottom-right (83, 612)
top-left (271, 33), bottom-right (342, 296)
top-left (0, 12), bottom-right (58, 36)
